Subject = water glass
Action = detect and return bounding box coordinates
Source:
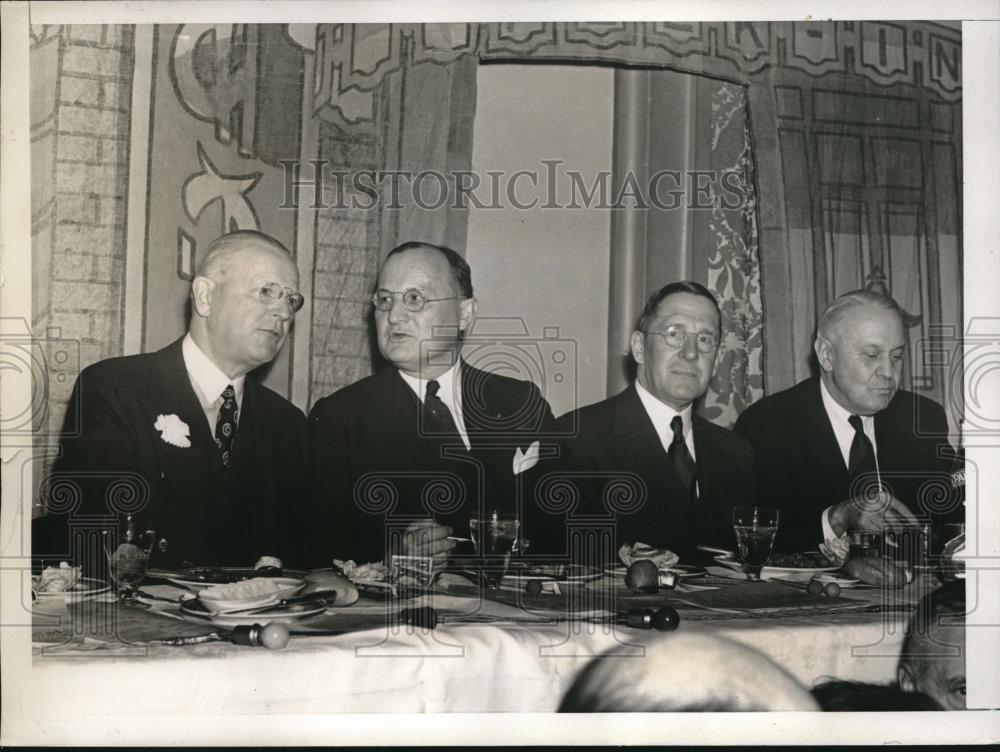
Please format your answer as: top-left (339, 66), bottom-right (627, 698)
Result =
top-left (732, 507), bottom-right (779, 581)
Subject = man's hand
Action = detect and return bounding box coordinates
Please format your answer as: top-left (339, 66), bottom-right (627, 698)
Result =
top-left (400, 519), bottom-right (456, 572)
top-left (828, 491), bottom-right (919, 538)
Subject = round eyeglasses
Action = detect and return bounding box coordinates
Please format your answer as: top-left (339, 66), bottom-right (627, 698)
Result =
top-left (372, 288), bottom-right (459, 313)
top-left (254, 282), bottom-right (305, 313)
top-left (645, 324), bottom-right (718, 353)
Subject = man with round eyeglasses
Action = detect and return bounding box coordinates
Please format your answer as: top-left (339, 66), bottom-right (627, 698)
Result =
top-left (40, 230), bottom-right (308, 569)
top-left (543, 281), bottom-right (756, 562)
top-left (305, 241), bottom-right (559, 569)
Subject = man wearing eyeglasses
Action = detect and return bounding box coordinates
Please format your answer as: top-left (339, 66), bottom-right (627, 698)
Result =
top-left (38, 230), bottom-right (308, 569)
top-left (305, 241), bottom-right (558, 569)
top-left (542, 281), bottom-right (755, 562)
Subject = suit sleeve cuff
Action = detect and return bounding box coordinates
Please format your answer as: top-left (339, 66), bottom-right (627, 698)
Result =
top-left (819, 506), bottom-right (849, 563)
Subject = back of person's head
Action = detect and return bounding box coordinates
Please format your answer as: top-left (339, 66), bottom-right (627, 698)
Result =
top-left (559, 633), bottom-right (818, 712)
top-left (898, 580), bottom-right (967, 710)
top-left (811, 679), bottom-right (942, 711)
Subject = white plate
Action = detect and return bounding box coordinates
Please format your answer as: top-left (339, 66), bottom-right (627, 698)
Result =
top-left (812, 573), bottom-right (862, 588)
top-left (161, 567), bottom-right (304, 592)
top-left (33, 577), bottom-right (110, 601)
top-left (179, 596), bottom-right (325, 627)
top-left (714, 554), bottom-right (839, 582)
top-left (503, 564), bottom-right (603, 584)
top-left (197, 577), bottom-right (304, 613)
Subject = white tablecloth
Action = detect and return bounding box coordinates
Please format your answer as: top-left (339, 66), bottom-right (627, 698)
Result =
top-left (24, 584), bottom-right (914, 715)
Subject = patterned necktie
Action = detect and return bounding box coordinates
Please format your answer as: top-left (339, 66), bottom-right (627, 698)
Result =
top-left (214, 384), bottom-right (238, 468)
top-left (847, 414), bottom-right (876, 476)
top-left (668, 415), bottom-right (697, 498)
top-left (424, 380), bottom-right (463, 442)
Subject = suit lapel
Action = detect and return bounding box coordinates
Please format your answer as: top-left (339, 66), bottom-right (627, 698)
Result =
top-left (370, 368), bottom-right (429, 462)
top-left (140, 339), bottom-right (216, 478)
top-left (611, 386), bottom-right (689, 501)
top-left (804, 379), bottom-right (851, 480)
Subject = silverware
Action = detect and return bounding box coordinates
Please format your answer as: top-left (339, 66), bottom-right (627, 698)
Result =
top-left (222, 589), bottom-right (340, 615)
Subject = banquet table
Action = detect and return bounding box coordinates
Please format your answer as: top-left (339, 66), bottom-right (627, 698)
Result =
top-left (26, 567), bottom-right (931, 714)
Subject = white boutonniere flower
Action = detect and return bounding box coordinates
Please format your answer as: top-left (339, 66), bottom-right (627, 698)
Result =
top-left (154, 414), bottom-right (191, 448)
top-left (513, 440), bottom-right (541, 475)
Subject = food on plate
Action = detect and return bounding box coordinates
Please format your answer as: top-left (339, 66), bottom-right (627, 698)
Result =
top-left (841, 556), bottom-right (908, 588)
top-left (807, 579), bottom-right (824, 596)
top-left (333, 559), bottom-right (388, 583)
top-left (767, 551), bottom-right (835, 568)
top-left (618, 542), bottom-right (679, 570)
top-left (301, 570), bottom-right (359, 606)
top-left (254, 555), bottom-right (283, 570)
top-left (200, 577), bottom-right (294, 602)
top-left (33, 562), bottom-right (82, 593)
top-left (824, 582), bottom-right (841, 597)
top-left (625, 560), bottom-right (659, 590)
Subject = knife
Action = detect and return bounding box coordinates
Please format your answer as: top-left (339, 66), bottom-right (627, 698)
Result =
top-left (222, 589), bottom-right (341, 615)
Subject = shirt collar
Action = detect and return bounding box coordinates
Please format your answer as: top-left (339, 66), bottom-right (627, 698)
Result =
top-left (819, 376), bottom-right (873, 432)
top-left (635, 379), bottom-right (694, 440)
top-left (182, 333), bottom-right (246, 407)
top-left (398, 359), bottom-right (463, 407)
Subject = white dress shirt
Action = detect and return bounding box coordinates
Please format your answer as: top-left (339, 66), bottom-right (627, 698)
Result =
top-left (819, 377), bottom-right (879, 542)
top-left (634, 380), bottom-right (696, 460)
top-left (182, 334), bottom-right (246, 435)
top-left (398, 361), bottom-right (471, 450)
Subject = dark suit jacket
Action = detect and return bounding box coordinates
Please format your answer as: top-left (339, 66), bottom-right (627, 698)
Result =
top-left (538, 385), bottom-right (755, 563)
top-left (734, 377), bottom-right (961, 552)
top-left (36, 338), bottom-right (307, 570)
top-left (305, 363), bottom-right (558, 566)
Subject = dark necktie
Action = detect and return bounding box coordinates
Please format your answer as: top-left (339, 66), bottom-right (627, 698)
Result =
top-left (668, 415), bottom-right (697, 499)
top-left (847, 414), bottom-right (877, 479)
top-left (424, 380), bottom-right (463, 442)
top-left (214, 384), bottom-right (238, 468)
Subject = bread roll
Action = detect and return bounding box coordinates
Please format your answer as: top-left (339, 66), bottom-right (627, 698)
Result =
top-left (301, 570), bottom-right (360, 605)
top-left (842, 556), bottom-right (907, 588)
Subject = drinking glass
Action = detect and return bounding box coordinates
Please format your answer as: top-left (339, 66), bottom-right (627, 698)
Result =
top-left (469, 511), bottom-right (520, 590)
top-left (102, 514), bottom-right (156, 607)
top-left (731, 507), bottom-right (779, 581)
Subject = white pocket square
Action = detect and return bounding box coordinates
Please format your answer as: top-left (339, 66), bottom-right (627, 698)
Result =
top-left (513, 441), bottom-right (541, 475)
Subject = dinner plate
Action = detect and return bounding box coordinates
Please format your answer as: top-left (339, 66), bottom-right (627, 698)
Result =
top-left (812, 573), bottom-right (862, 588)
top-left (178, 596), bottom-right (326, 627)
top-left (603, 564), bottom-right (708, 580)
top-left (197, 577), bottom-right (304, 613)
top-left (714, 554), bottom-right (839, 582)
top-left (159, 567), bottom-right (306, 591)
top-left (503, 564), bottom-right (603, 584)
top-left (32, 577), bottom-right (110, 601)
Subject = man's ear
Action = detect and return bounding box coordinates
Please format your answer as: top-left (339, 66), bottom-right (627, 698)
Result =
top-left (630, 330), bottom-right (646, 365)
top-left (458, 296), bottom-right (479, 333)
top-left (814, 335), bottom-right (835, 373)
top-left (191, 276), bottom-right (215, 318)
top-left (898, 661), bottom-right (917, 693)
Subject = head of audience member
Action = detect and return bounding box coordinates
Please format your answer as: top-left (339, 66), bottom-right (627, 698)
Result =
top-left (814, 289), bottom-right (906, 416)
top-left (630, 281), bottom-right (722, 412)
top-left (811, 679), bottom-right (942, 711)
top-left (897, 581), bottom-right (967, 710)
top-left (558, 633), bottom-right (818, 712)
top-left (189, 230), bottom-right (302, 380)
top-left (373, 242), bottom-right (478, 380)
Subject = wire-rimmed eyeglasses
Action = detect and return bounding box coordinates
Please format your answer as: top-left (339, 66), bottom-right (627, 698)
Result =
top-left (253, 282), bottom-right (305, 313)
top-left (645, 324), bottom-right (718, 353)
top-left (372, 288), bottom-right (459, 313)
